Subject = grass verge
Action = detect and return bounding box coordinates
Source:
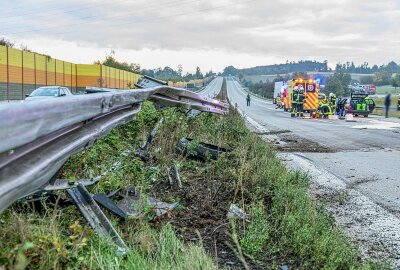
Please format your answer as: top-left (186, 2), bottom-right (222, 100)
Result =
top-left (0, 98), bottom-right (389, 269)
top-left (376, 85), bottom-right (400, 95)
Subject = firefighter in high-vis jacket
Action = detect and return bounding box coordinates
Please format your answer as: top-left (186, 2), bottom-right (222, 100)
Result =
top-left (319, 93), bottom-right (336, 118)
top-left (297, 86), bottom-right (306, 117)
top-left (275, 96), bottom-right (282, 109)
top-left (290, 86), bottom-right (299, 117)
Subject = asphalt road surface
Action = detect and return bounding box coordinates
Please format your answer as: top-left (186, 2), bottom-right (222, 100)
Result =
top-left (199, 76), bottom-right (224, 98)
top-left (226, 77), bottom-right (400, 215)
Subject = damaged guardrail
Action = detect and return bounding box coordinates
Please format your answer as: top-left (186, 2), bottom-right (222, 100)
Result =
top-left (0, 86), bottom-right (228, 215)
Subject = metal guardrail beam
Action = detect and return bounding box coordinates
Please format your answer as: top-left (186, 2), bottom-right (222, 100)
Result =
top-left (0, 86), bottom-right (228, 155)
top-left (0, 86), bottom-right (229, 214)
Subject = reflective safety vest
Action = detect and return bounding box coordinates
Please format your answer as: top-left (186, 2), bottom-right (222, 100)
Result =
top-left (297, 93), bottom-right (306, 104)
top-left (291, 90), bottom-right (299, 104)
top-left (319, 103), bottom-right (333, 115)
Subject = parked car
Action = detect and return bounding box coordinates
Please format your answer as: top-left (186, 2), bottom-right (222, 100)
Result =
top-left (25, 86), bottom-right (72, 100)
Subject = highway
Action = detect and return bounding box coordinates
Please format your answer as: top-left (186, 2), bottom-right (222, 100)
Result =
top-left (226, 77), bottom-right (400, 215)
top-left (199, 76), bottom-right (224, 98)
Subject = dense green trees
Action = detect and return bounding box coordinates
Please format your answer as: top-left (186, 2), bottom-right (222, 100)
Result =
top-left (0, 37), bottom-right (14, 47)
top-left (142, 65), bottom-right (212, 82)
top-left (392, 74), bottom-right (400, 89)
top-left (223, 60), bottom-right (328, 76)
top-left (95, 52), bottom-right (140, 73)
top-left (373, 71), bottom-right (392, 86)
top-left (325, 72), bottom-right (351, 96)
top-left (336, 61), bottom-right (400, 75)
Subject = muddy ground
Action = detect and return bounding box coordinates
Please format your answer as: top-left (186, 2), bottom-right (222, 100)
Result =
top-left (259, 131), bottom-right (334, 153)
top-left (151, 168), bottom-right (261, 270)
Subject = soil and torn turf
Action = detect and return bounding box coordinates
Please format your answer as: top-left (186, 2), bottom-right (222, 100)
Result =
top-left (152, 166), bottom-right (250, 269)
top-left (241, 112), bottom-right (400, 268)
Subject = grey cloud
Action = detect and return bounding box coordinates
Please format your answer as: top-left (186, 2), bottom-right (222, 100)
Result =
top-left (2, 0), bottom-right (400, 66)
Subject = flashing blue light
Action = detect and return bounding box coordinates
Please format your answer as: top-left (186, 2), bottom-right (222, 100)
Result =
top-left (316, 78), bottom-right (321, 82)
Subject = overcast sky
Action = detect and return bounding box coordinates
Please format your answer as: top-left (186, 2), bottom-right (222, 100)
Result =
top-left (1, 0), bottom-right (399, 73)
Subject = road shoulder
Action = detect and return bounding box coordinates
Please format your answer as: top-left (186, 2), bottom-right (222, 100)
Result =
top-left (240, 109), bottom-right (400, 267)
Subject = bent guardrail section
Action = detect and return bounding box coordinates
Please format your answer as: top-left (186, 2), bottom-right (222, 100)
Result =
top-left (0, 86), bottom-right (229, 214)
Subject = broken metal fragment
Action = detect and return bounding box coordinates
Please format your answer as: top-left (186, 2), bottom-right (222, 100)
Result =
top-left (43, 177), bottom-right (100, 191)
top-left (67, 183), bottom-right (128, 253)
top-left (136, 117), bottom-right (164, 161)
top-left (176, 137), bottom-right (229, 161)
top-left (117, 187), bottom-right (178, 218)
top-left (173, 163), bottom-right (183, 188)
top-left (93, 193), bottom-right (127, 220)
top-left (227, 204), bottom-right (249, 220)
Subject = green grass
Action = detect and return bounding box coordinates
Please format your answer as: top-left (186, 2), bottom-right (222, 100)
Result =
top-left (0, 98), bottom-right (390, 269)
top-left (371, 96), bottom-right (399, 118)
top-left (372, 96), bottom-right (398, 107)
top-left (376, 85), bottom-right (400, 95)
top-left (0, 211), bottom-right (216, 270)
top-left (371, 109), bottom-right (399, 118)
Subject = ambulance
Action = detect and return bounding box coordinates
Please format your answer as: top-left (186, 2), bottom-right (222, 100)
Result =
top-left (282, 78), bottom-right (319, 112)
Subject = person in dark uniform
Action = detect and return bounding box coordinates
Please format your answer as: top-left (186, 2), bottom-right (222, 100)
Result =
top-left (246, 93), bottom-right (251, 106)
top-left (384, 94), bottom-right (391, 118)
top-left (291, 86), bottom-right (299, 117)
top-left (297, 86), bottom-right (306, 117)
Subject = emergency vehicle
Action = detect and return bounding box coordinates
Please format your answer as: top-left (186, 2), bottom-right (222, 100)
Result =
top-left (349, 84), bottom-right (376, 95)
top-left (344, 93), bottom-right (375, 117)
top-left (282, 78), bottom-right (319, 112)
top-left (360, 84), bottom-right (376, 95)
top-left (273, 82), bottom-right (284, 104)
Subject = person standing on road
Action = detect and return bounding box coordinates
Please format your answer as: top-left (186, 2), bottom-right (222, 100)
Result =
top-left (297, 86), bottom-right (306, 117)
top-left (291, 86), bottom-right (299, 117)
top-left (384, 94), bottom-right (391, 118)
top-left (246, 93), bottom-right (251, 106)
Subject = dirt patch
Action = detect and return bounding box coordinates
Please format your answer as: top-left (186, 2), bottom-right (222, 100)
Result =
top-left (151, 167), bottom-right (262, 270)
top-left (241, 116), bottom-right (334, 153)
top-left (347, 176), bottom-right (380, 189)
top-left (268, 133), bottom-right (334, 153)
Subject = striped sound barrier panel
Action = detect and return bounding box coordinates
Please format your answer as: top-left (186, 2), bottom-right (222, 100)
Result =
top-left (0, 45), bottom-right (141, 101)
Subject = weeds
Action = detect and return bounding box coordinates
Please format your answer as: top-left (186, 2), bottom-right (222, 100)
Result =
top-left (0, 99), bottom-right (390, 269)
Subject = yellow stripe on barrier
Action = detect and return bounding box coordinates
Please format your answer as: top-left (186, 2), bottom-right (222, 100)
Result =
top-left (0, 45), bottom-right (141, 100)
top-left (305, 92), bottom-right (318, 110)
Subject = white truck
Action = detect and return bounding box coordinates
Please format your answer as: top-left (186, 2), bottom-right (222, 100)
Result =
top-left (273, 81), bottom-right (284, 104)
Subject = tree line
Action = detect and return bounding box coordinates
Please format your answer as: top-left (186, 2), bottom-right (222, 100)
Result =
top-left (335, 61), bottom-right (400, 74)
top-left (244, 71), bottom-right (400, 98)
top-left (223, 60), bottom-right (329, 76)
top-left (141, 66), bottom-right (214, 82)
top-left (96, 53), bottom-right (214, 82)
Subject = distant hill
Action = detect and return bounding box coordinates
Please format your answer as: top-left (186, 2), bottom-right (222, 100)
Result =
top-left (222, 60), bottom-right (329, 76)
